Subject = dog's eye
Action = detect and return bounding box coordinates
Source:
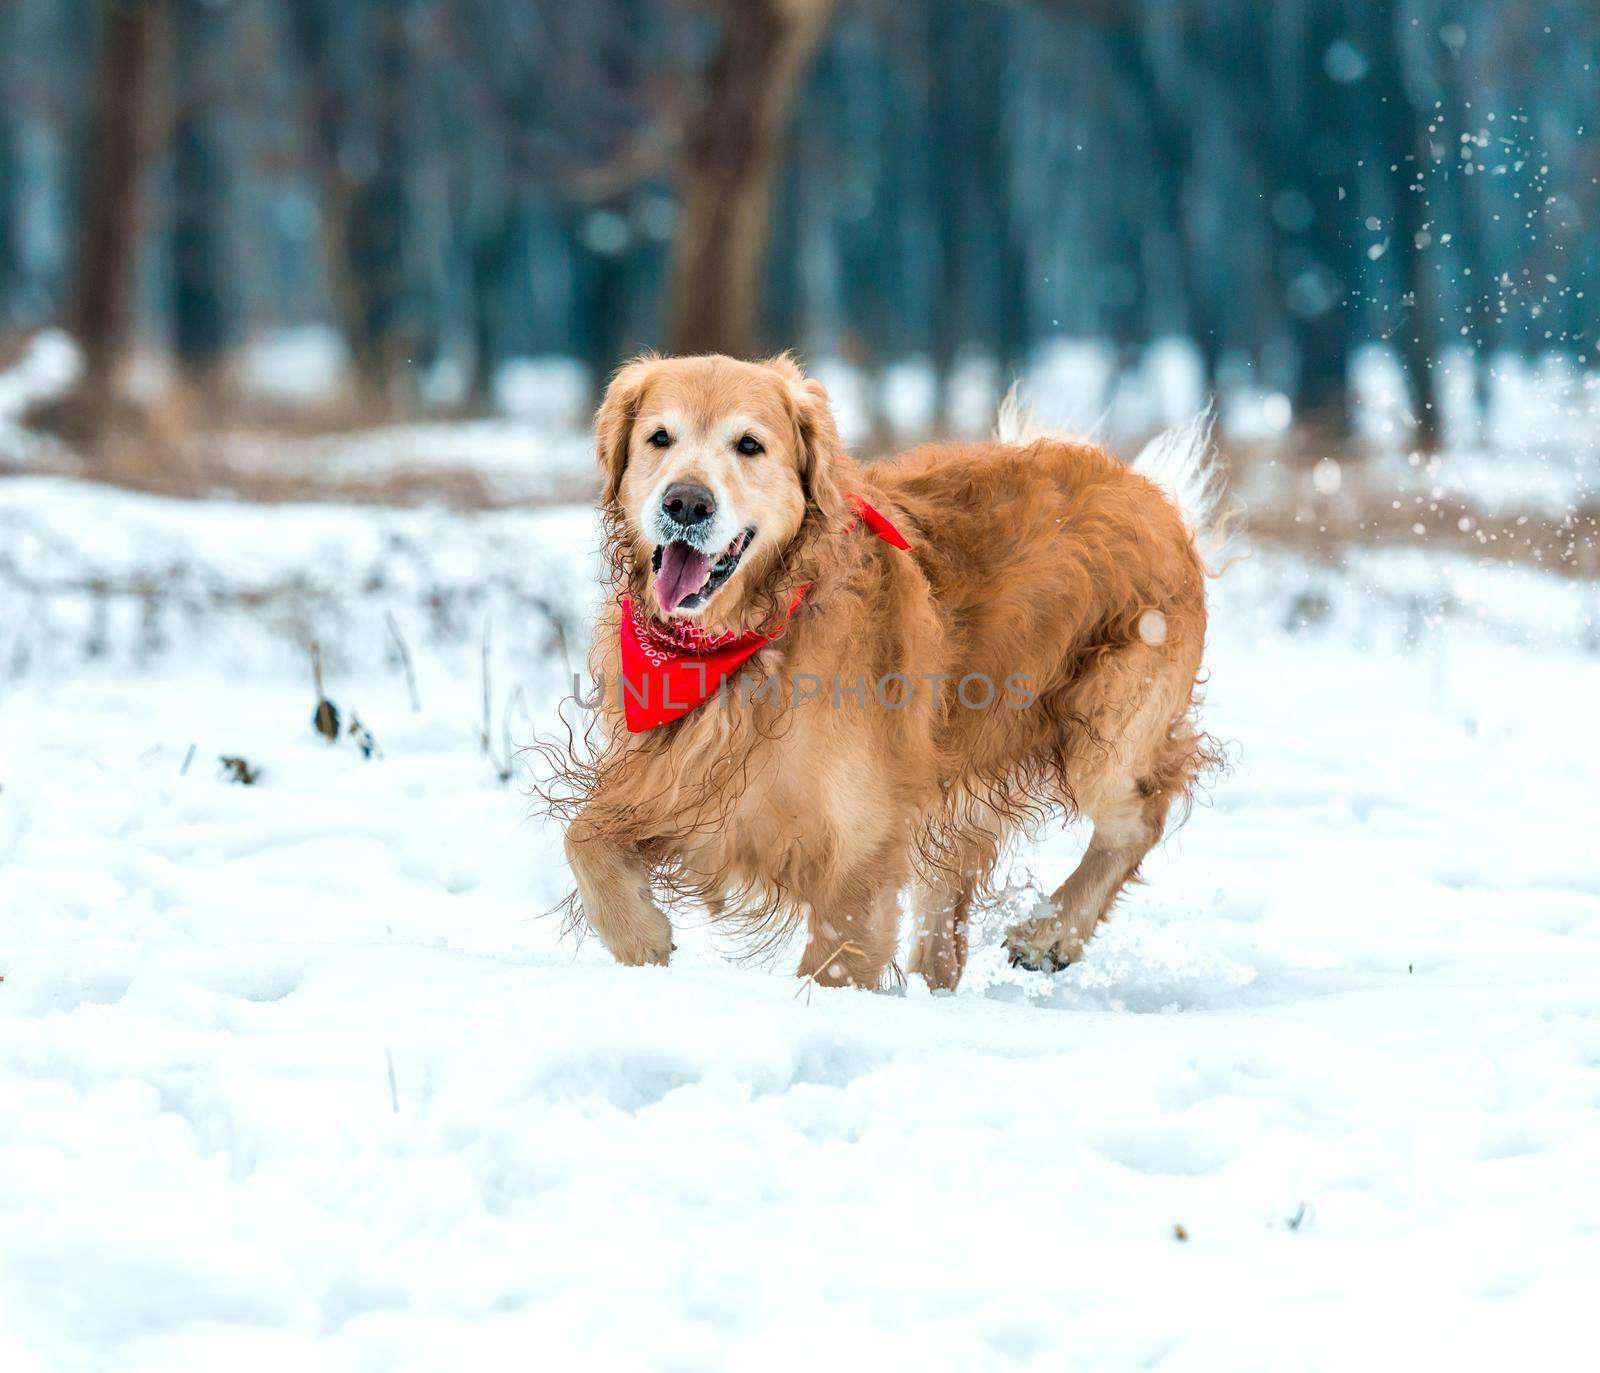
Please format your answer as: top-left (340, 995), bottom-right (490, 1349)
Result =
top-left (648, 428), bottom-right (672, 448)
top-left (736, 434), bottom-right (764, 456)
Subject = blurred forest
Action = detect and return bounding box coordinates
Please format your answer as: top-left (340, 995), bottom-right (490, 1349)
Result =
top-left (1, 0), bottom-right (1597, 452)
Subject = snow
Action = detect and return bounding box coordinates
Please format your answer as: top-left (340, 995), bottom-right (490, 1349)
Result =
top-left (237, 325), bottom-right (349, 404)
top-left (1026, 337), bottom-right (1119, 437)
top-left (1376, 444), bottom-right (1596, 521)
top-left (0, 476), bottom-right (596, 682)
top-left (881, 356), bottom-right (940, 438)
top-left (10, 324), bottom-right (1591, 524)
top-left (944, 352), bottom-right (1005, 437)
top-left (214, 419), bottom-right (597, 506)
top-left (3, 476), bottom-right (1600, 1369)
top-left (808, 356), bottom-right (876, 446)
top-left (0, 329), bottom-right (77, 470)
top-left (491, 356), bottom-right (592, 430)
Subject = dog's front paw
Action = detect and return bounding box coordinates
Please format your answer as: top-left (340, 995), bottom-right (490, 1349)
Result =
top-left (1003, 918), bottom-right (1076, 973)
top-left (600, 910), bottom-right (673, 967)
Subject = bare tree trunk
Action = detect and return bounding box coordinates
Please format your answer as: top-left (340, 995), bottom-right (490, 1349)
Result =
top-left (171, 0), bottom-right (233, 400)
top-left (664, 0), bottom-right (837, 359)
top-left (0, 1), bottom-right (16, 324)
top-left (64, 0), bottom-right (166, 428)
top-left (1374, 9), bottom-right (1440, 451)
top-left (1394, 164), bottom-right (1441, 451)
top-left (0, 120), bottom-right (16, 324)
top-left (286, 0), bottom-right (415, 409)
top-left (345, 0), bottom-right (413, 398)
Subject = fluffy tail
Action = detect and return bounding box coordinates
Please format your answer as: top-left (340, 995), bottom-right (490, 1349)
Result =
top-left (995, 387), bottom-right (1237, 572)
top-left (1130, 411), bottom-right (1236, 570)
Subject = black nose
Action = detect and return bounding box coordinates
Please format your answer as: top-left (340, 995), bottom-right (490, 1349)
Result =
top-left (661, 482), bottom-right (716, 528)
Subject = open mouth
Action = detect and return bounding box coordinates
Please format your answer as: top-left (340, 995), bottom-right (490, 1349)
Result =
top-left (651, 528), bottom-right (755, 614)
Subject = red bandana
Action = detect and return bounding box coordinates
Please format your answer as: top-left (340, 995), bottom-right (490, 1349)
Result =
top-left (619, 493), bottom-right (910, 732)
top-left (844, 491), bottom-right (913, 548)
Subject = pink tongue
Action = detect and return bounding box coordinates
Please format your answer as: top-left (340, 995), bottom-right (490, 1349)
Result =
top-left (655, 542), bottom-right (714, 613)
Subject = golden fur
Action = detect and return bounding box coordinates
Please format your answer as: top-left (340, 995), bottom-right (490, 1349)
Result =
top-left (546, 353), bottom-right (1221, 990)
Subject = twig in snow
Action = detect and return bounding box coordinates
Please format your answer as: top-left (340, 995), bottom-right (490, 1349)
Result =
top-left (384, 610), bottom-right (421, 712)
top-left (501, 685), bottom-right (525, 783)
top-left (385, 1047), bottom-right (400, 1115)
top-left (180, 742), bottom-right (196, 775)
top-left (476, 621), bottom-right (512, 784)
top-left (477, 621), bottom-right (492, 756)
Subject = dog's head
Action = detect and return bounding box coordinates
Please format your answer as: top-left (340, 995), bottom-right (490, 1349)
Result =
top-left (595, 353), bottom-right (845, 629)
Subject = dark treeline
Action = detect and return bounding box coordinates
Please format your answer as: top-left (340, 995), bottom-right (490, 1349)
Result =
top-left (1, 0), bottom-right (1595, 439)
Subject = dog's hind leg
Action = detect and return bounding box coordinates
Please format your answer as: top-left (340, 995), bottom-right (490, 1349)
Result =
top-left (1004, 648), bottom-right (1201, 973)
top-left (1003, 787), bottom-right (1169, 972)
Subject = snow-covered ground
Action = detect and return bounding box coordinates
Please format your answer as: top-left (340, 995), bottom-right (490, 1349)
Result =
top-left (2, 475), bottom-right (1598, 1371)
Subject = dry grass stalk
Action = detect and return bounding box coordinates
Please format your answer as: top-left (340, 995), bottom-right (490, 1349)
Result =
top-left (794, 939), bottom-right (864, 1003)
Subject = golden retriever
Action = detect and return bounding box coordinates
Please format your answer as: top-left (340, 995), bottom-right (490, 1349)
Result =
top-left (552, 352), bottom-right (1224, 990)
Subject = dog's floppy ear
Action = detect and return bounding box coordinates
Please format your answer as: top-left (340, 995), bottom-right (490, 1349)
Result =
top-left (594, 354), bottom-right (657, 506)
top-left (765, 354), bottom-right (845, 526)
